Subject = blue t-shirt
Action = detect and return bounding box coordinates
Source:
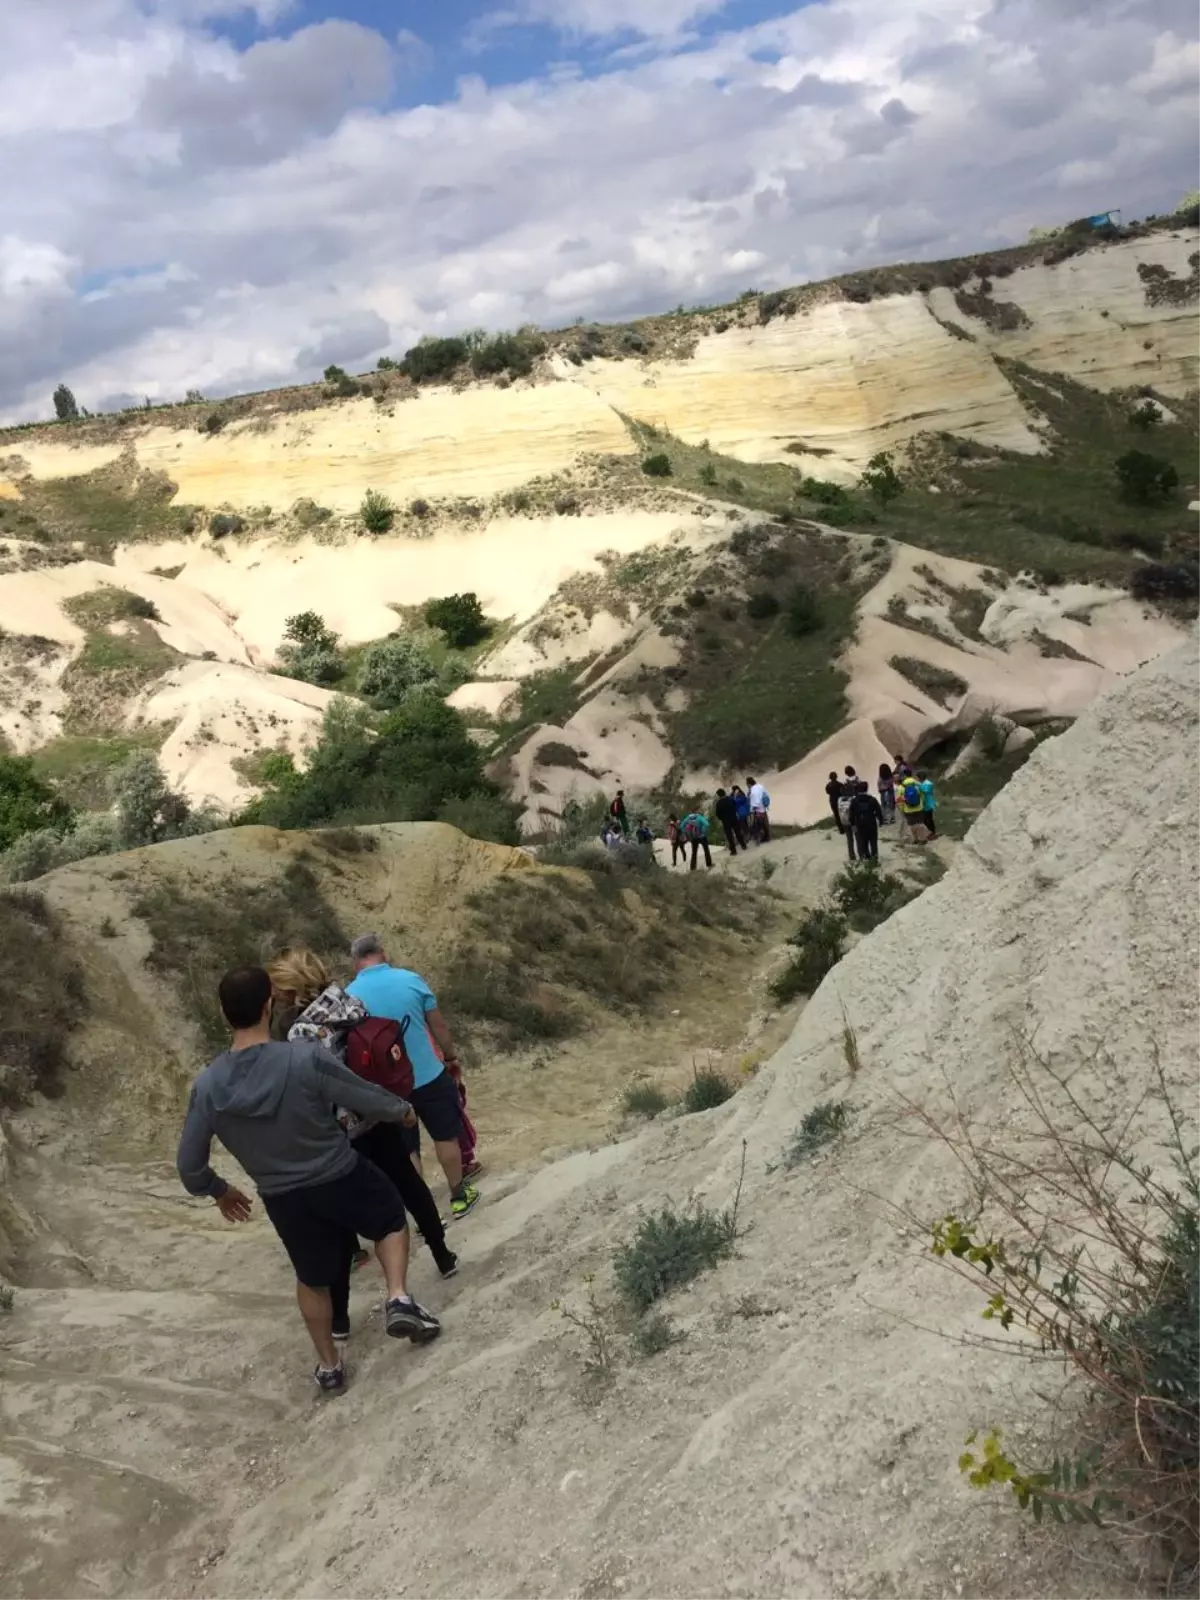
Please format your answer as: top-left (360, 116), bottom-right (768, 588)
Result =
top-left (346, 965), bottom-right (445, 1089)
top-left (919, 779), bottom-right (936, 810)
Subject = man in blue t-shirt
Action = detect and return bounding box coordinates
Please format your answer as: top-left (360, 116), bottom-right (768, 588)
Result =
top-left (347, 933), bottom-right (479, 1219)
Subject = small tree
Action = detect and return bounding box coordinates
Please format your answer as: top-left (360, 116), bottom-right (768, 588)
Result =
top-left (360, 489), bottom-right (395, 534)
top-left (277, 611), bottom-right (343, 685)
top-left (785, 583), bottom-right (823, 637)
top-left (642, 453), bottom-right (672, 478)
top-left (114, 752), bottom-right (190, 848)
top-left (1114, 450), bottom-right (1178, 505)
top-left (860, 451), bottom-right (904, 503)
top-left (0, 757), bottom-right (73, 851)
top-left (1128, 399), bottom-right (1160, 431)
top-left (424, 592), bottom-right (489, 648)
top-left (357, 635), bottom-right (438, 707)
top-left (53, 384), bottom-right (79, 422)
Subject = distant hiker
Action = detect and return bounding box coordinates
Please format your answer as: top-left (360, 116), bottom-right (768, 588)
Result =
top-left (825, 771), bottom-right (845, 832)
top-left (918, 771), bottom-right (938, 838)
top-left (680, 810), bottom-right (713, 870)
top-left (267, 949), bottom-right (460, 1339)
top-left (177, 965), bottom-right (441, 1396)
top-left (848, 783), bottom-right (883, 862)
top-left (836, 782), bottom-right (859, 860)
top-left (898, 770), bottom-right (927, 841)
top-left (893, 754), bottom-right (913, 780)
top-left (609, 790), bottom-right (630, 837)
top-left (878, 763), bottom-right (896, 824)
top-left (347, 935), bottom-right (480, 1220)
top-left (666, 813), bottom-right (688, 867)
top-left (714, 788), bottom-right (742, 855)
top-left (730, 785), bottom-right (751, 848)
top-left (746, 776), bottom-right (772, 844)
top-left (635, 818), bottom-right (655, 845)
top-left (601, 822), bottom-right (622, 852)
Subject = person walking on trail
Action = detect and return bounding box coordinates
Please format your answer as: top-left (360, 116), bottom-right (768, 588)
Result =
top-left (176, 966), bottom-right (441, 1397)
top-left (878, 763), bottom-right (896, 825)
top-left (848, 782), bottom-right (883, 862)
top-left (680, 810), bottom-right (713, 870)
top-left (635, 817), bottom-right (655, 845)
top-left (836, 782), bottom-right (859, 860)
top-left (347, 935), bottom-right (480, 1220)
top-left (666, 813), bottom-right (688, 867)
top-left (745, 777), bottom-right (772, 844)
top-left (898, 770), bottom-right (927, 840)
top-left (714, 788), bottom-right (742, 855)
top-left (267, 950), bottom-right (460, 1322)
top-left (609, 789), bottom-right (630, 837)
top-left (917, 771), bottom-right (939, 838)
top-left (825, 771), bottom-right (845, 832)
top-left (730, 785), bottom-right (751, 848)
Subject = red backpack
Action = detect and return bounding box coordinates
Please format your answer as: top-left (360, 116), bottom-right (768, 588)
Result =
top-left (342, 1016), bottom-right (415, 1099)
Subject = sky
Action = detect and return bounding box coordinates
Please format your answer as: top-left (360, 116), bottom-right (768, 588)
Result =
top-left (1, 0), bottom-right (1196, 420)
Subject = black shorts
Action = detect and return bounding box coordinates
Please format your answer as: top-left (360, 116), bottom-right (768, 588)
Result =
top-left (261, 1155), bottom-right (407, 1288)
top-left (408, 1070), bottom-right (463, 1142)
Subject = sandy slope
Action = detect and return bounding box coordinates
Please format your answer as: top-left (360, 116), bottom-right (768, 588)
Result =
top-left (1, 639), bottom-right (1194, 1599)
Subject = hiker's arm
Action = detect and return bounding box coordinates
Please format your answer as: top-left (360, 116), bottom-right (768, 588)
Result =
top-left (425, 1006), bottom-right (460, 1066)
top-left (311, 1047), bottom-right (415, 1122)
top-left (177, 1087), bottom-right (228, 1199)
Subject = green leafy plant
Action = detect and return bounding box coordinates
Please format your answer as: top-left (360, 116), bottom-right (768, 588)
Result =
top-left (1128, 399), bottom-right (1161, 431)
top-left (860, 451), bottom-right (904, 503)
top-left (399, 336), bottom-right (469, 383)
top-left (770, 907), bottom-right (847, 1002)
top-left (784, 1100), bottom-right (851, 1167)
top-left (208, 512), bottom-right (244, 537)
top-left (614, 1189), bottom-right (741, 1313)
top-left (424, 592), bottom-right (490, 648)
top-left (785, 583), bottom-right (823, 637)
top-left (745, 591), bottom-right (780, 620)
top-left (1114, 449), bottom-right (1178, 505)
top-left (642, 453), bottom-right (672, 478)
top-left (357, 635), bottom-right (437, 707)
top-left (0, 755), bottom-right (73, 851)
top-left (682, 1067), bottom-right (734, 1113)
top-left (958, 1431), bottom-right (1120, 1527)
top-left (831, 861), bottom-right (913, 932)
top-left (623, 1080), bottom-right (669, 1118)
top-left (633, 1311), bottom-right (684, 1357)
top-left (552, 1273), bottom-right (615, 1387)
top-left (277, 611), bottom-right (344, 686)
top-left (360, 488), bottom-right (396, 533)
top-left (53, 383), bottom-right (79, 422)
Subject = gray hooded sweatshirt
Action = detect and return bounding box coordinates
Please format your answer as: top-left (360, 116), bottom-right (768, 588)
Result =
top-left (176, 1038), bottom-right (411, 1199)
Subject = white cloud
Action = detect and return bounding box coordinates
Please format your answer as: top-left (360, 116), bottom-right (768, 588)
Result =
top-left (0, 0), bottom-right (1196, 418)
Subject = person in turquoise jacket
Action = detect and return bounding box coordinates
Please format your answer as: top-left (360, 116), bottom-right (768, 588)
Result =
top-left (679, 810), bottom-right (713, 871)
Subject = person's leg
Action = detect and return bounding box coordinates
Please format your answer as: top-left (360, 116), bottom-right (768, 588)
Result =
top-left (702, 839), bottom-right (713, 868)
top-left (846, 824), bottom-right (857, 861)
top-left (357, 1124), bottom-right (451, 1259)
top-left (412, 1073), bottom-right (477, 1215)
top-left (723, 821), bottom-right (738, 855)
top-left (373, 1226), bottom-right (410, 1301)
top-left (296, 1283), bottom-right (339, 1370)
top-left (689, 839), bottom-right (699, 871)
top-left (925, 808), bottom-right (938, 838)
top-left (330, 1234), bottom-right (353, 1339)
top-left (863, 828), bottom-right (878, 862)
top-left (737, 820), bottom-right (749, 848)
top-left (761, 813), bottom-right (771, 843)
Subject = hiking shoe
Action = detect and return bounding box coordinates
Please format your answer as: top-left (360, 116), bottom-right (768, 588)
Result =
top-left (449, 1184), bottom-right (479, 1220)
top-left (332, 1314), bottom-right (350, 1344)
top-left (350, 1247), bottom-right (370, 1272)
top-left (461, 1159), bottom-right (484, 1182)
top-left (313, 1363), bottom-right (347, 1396)
top-left (385, 1295), bottom-right (441, 1343)
top-left (433, 1248), bottom-right (459, 1279)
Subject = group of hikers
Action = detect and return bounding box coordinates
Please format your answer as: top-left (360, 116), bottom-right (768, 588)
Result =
top-left (824, 757), bottom-right (938, 862)
top-left (177, 933), bottom-right (482, 1396)
top-left (600, 780), bottom-right (773, 870)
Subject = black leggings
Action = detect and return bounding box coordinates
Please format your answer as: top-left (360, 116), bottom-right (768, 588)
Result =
top-left (331, 1124), bottom-right (448, 1323)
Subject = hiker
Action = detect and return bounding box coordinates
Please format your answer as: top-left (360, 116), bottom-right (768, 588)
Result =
top-left (635, 818), bottom-right (655, 845)
top-left (176, 965), bottom-right (441, 1396)
top-left (609, 789), bottom-right (630, 838)
top-left (878, 763), bottom-right (896, 824)
top-left (730, 785), bottom-right (751, 848)
top-left (893, 753), bottom-right (912, 780)
top-left (825, 771), bottom-right (845, 832)
top-left (918, 771), bottom-right (938, 838)
top-left (267, 948), bottom-right (460, 1323)
top-left (666, 813), bottom-right (688, 867)
top-left (602, 822), bottom-right (623, 852)
top-left (836, 781), bottom-right (858, 860)
top-left (347, 935), bottom-right (480, 1219)
top-left (848, 782), bottom-right (883, 862)
top-left (745, 776), bottom-right (771, 844)
top-left (713, 787), bottom-right (741, 855)
top-left (898, 769), bottom-right (927, 841)
top-left (680, 809), bottom-right (713, 870)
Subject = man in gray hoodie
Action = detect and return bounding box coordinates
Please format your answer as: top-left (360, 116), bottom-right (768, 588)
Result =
top-left (177, 965), bottom-right (441, 1395)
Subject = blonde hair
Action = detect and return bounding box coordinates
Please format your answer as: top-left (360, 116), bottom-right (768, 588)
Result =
top-left (267, 947), bottom-right (331, 1008)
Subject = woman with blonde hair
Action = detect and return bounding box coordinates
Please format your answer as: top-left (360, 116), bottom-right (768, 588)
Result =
top-left (267, 948), bottom-right (458, 1345)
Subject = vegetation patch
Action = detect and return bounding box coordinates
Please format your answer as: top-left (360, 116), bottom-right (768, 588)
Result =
top-left (770, 907), bottom-right (847, 1004)
top-left (614, 1197), bottom-right (740, 1313)
top-left (682, 1067), bottom-right (735, 1113)
top-left (784, 1101), bottom-right (851, 1167)
top-left (0, 891), bottom-right (87, 1104)
top-left (889, 655), bottom-right (969, 706)
top-left (623, 1080), bottom-right (669, 1119)
top-left (59, 589), bottom-right (181, 733)
top-left (831, 862), bottom-right (917, 933)
top-left (19, 460), bottom-right (193, 555)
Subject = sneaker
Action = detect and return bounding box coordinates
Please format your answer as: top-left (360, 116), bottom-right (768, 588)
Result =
top-left (449, 1184), bottom-right (479, 1220)
top-left (433, 1248), bottom-right (459, 1279)
top-left (332, 1314), bottom-right (350, 1344)
top-left (385, 1295), bottom-right (442, 1343)
top-left (313, 1362), bottom-right (347, 1396)
top-left (461, 1159), bottom-right (484, 1182)
top-left (350, 1247), bottom-right (370, 1272)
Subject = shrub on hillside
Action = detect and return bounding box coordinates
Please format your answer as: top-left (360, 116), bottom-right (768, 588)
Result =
top-left (1128, 399), bottom-right (1161, 431)
top-left (114, 751), bottom-right (222, 848)
top-left (623, 1080), bottom-right (669, 1119)
top-left (1128, 562), bottom-right (1200, 605)
top-left (360, 488), bottom-right (396, 534)
top-left (745, 590), bottom-right (780, 620)
top-left (208, 512), bottom-right (245, 537)
top-left (682, 1067), bottom-right (734, 1113)
top-left (470, 329), bottom-right (545, 379)
top-left (435, 790), bottom-right (521, 846)
top-left (860, 451), bottom-right (904, 503)
top-left (784, 1100), bottom-right (851, 1166)
top-left (642, 453), bottom-right (672, 478)
top-left (614, 1199), bottom-right (739, 1313)
top-left (770, 907), bottom-right (846, 1003)
top-left (277, 611), bottom-right (344, 686)
top-left (0, 756), bottom-right (73, 852)
top-left (399, 336), bottom-right (468, 382)
top-left (1114, 450), bottom-right (1178, 505)
top-left (53, 383), bottom-right (80, 421)
top-left (424, 592), bottom-right (489, 648)
top-left (785, 583), bottom-right (823, 637)
top-left (831, 862), bottom-right (912, 932)
top-left (357, 635), bottom-right (437, 707)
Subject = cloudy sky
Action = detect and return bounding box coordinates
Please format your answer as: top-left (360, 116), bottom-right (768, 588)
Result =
top-left (1, 0), bottom-right (1195, 420)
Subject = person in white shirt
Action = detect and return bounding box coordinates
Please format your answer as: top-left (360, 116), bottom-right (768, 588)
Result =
top-left (745, 775), bottom-right (771, 844)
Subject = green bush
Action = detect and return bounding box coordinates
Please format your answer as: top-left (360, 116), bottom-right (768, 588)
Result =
top-left (424, 592), bottom-right (489, 648)
top-left (399, 336), bottom-right (468, 382)
top-left (360, 488), bottom-right (396, 533)
top-left (1129, 562), bottom-right (1199, 604)
top-left (208, 512), bottom-right (245, 537)
top-left (435, 790), bottom-right (520, 845)
top-left (1114, 450), bottom-right (1178, 505)
top-left (357, 635), bottom-right (437, 707)
top-left (0, 756), bottom-right (73, 851)
top-left (770, 907), bottom-right (847, 1003)
top-left (623, 1080), bottom-right (669, 1118)
top-left (745, 591), bottom-right (780, 620)
top-left (470, 329), bottom-right (545, 379)
top-left (277, 611), bottom-right (344, 686)
top-left (860, 451), bottom-right (904, 504)
top-left (53, 383), bottom-right (79, 422)
top-left (614, 1200), bottom-right (739, 1313)
top-left (1128, 399), bottom-right (1160, 431)
top-left (784, 1101), bottom-right (850, 1166)
top-left (832, 862), bottom-right (911, 932)
top-left (682, 1068), bottom-right (734, 1113)
top-left (642, 453), bottom-right (672, 478)
top-left (632, 1311), bottom-right (684, 1357)
top-left (0, 892), bottom-right (86, 1103)
top-left (785, 583), bottom-right (823, 637)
